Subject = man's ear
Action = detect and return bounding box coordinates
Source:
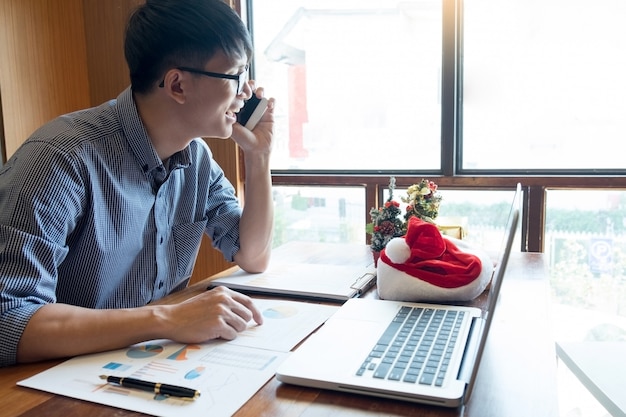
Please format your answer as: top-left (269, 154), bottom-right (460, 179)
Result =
top-left (161, 70), bottom-right (186, 104)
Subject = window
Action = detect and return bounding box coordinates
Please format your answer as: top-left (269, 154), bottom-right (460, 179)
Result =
top-left (243, 0), bottom-right (626, 254)
top-left (248, 0), bottom-right (626, 174)
top-left (273, 186), bottom-right (365, 246)
top-left (546, 189), bottom-right (626, 339)
top-left (462, 0), bottom-right (626, 173)
top-left (249, 0), bottom-right (442, 171)
top-left (432, 189), bottom-right (519, 252)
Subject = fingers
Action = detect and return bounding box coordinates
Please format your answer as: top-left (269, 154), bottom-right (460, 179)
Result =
top-left (248, 84), bottom-right (274, 113)
top-left (247, 85), bottom-right (274, 117)
top-left (265, 97), bottom-right (276, 114)
top-left (230, 85), bottom-right (274, 153)
top-left (172, 286), bottom-right (262, 342)
top-left (232, 290), bottom-right (264, 326)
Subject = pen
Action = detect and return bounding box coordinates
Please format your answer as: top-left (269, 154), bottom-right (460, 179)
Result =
top-left (99, 375), bottom-right (201, 399)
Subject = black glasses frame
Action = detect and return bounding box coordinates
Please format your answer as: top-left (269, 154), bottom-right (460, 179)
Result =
top-left (158, 66), bottom-right (248, 94)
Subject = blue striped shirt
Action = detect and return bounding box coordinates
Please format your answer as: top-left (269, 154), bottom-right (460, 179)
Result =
top-left (0, 87), bottom-right (242, 366)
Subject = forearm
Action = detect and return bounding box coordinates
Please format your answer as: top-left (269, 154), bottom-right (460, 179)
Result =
top-left (230, 90), bottom-right (275, 272)
top-left (235, 152), bottom-right (274, 273)
top-left (15, 286), bottom-right (263, 364)
top-left (17, 303), bottom-right (167, 363)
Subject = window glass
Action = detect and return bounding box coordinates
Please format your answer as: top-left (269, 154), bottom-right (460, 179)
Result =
top-left (250, 0), bottom-right (442, 171)
top-left (546, 189), bottom-right (626, 342)
top-left (434, 189), bottom-right (518, 252)
top-left (273, 185), bottom-right (516, 256)
top-left (384, 188), bottom-right (519, 253)
top-left (272, 186), bottom-right (365, 247)
top-left (463, 0), bottom-right (626, 171)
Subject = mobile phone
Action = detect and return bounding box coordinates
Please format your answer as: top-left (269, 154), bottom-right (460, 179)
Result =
top-left (237, 93), bottom-right (268, 130)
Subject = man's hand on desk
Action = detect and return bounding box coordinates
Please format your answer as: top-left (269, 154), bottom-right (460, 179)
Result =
top-left (159, 286), bottom-right (264, 342)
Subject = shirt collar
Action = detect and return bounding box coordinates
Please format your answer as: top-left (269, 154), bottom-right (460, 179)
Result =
top-left (115, 87), bottom-right (192, 175)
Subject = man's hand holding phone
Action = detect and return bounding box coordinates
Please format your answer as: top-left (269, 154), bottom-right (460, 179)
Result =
top-left (237, 93), bottom-right (269, 130)
top-left (231, 87), bottom-right (274, 157)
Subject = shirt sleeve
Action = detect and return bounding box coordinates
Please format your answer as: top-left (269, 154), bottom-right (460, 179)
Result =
top-left (0, 141), bottom-right (83, 367)
top-left (194, 140), bottom-right (242, 262)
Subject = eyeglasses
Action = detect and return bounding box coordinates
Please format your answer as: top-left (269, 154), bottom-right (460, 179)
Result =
top-left (158, 66), bottom-right (249, 95)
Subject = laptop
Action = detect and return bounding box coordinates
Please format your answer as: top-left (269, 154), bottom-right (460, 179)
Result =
top-left (275, 184), bottom-right (521, 407)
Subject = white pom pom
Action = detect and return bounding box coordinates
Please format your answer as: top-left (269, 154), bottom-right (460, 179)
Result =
top-left (385, 237), bottom-right (411, 264)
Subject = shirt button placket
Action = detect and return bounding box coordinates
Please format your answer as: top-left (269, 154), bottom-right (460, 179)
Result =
top-left (154, 185), bottom-right (169, 299)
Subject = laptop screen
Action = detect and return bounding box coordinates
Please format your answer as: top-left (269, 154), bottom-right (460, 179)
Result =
top-left (463, 183), bottom-right (521, 400)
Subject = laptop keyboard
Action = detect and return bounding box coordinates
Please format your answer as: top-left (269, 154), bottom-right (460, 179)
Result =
top-left (356, 306), bottom-right (465, 387)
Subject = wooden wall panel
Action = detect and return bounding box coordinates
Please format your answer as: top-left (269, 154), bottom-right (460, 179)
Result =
top-left (82, 0), bottom-right (142, 105)
top-left (0, 88), bottom-right (5, 163)
top-left (0, 0), bottom-right (91, 158)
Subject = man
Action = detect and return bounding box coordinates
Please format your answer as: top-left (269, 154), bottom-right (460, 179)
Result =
top-left (0, 0), bottom-right (274, 367)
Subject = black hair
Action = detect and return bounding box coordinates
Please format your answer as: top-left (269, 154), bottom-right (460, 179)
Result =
top-left (124, 0), bottom-right (253, 94)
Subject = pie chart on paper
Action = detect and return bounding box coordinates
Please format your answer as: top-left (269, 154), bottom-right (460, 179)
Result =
top-left (185, 366), bottom-right (206, 380)
top-left (126, 344), bottom-right (164, 359)
top-left (263, 305), bottom-right (298, 319)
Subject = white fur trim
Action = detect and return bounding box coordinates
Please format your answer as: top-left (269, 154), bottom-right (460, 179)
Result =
top-left (377, 237), bottom-right (494, 302)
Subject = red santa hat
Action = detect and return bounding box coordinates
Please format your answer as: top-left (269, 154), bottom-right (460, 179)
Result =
top-left (377, 216), bottom-right (494, 302)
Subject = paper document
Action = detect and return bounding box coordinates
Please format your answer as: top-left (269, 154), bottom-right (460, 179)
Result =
top-left (210, 262), bottom-right (376, 302)
top-left (19, 298), bottom-right (338, 417)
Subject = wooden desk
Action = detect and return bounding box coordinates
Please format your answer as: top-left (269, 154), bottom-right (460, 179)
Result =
top-left (0, 243), bottom-right (559, 417)
top-left (556, 341), bottom-right (626, 417)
